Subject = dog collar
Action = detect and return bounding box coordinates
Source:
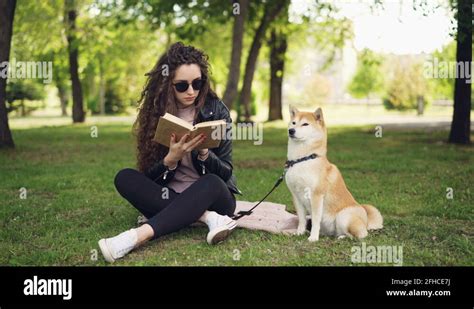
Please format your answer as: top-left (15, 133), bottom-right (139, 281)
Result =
top-left (285, 153), bottom-right (318, 168)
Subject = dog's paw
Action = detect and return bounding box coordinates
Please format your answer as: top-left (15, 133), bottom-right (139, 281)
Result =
top-left (296, 221), bottom-right (307, 235)
top-left (308, 235), bottom-right (319, 242)
top-left (296, 227), bottom-right (306, 236)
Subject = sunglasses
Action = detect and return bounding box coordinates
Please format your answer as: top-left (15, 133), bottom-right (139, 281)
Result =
top-left (172, 78), bottom-right (205, 93)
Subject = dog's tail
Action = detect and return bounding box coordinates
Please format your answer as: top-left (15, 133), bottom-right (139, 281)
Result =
top-left (361, 204), bottom-right (383, 230)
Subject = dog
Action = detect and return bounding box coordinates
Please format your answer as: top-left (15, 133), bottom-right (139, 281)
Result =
top-left (285, 105), bottom-right (383, 242)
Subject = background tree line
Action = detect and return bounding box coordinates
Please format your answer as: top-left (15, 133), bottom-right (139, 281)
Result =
top-left (0, 0), bottom-right (471, 149)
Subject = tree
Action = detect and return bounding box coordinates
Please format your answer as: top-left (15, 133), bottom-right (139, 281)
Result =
top-left (266, 0), bottom-right (292, 121)
top-left (448, 0), bottom-right (471, 144)
top-left (0, 0), bottom-right (16, 148)
top-left (64, 0), bottom-right (85, 123)
top-left (383, 58), bottom-right (429, 111)
top-left (427, 41), bottom-right (456, 99)
top-left (239, 0), bottom-right (287, 122)
top-left (222, 0), bottom-right (249, 110)
top-left (348, 49), bottom-right (385, 102)
top-left (122, 0), bottom-right (235, 93)
top-left (52, 49), bottom-right (71, 116)
top-left (266, 2), bottom-right (351, 121)
top-left (78, 3), bottom-right (165, 115)
top-left (268, 22), bottom-right (288, 121)
top-left (12, 1), bottom-right (71, 117)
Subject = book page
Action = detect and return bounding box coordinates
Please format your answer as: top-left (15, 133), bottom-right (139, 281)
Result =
top-left (153, 114), bottom-right (191, 147)
top-left (162, 113), bottom-right (193, 130)
top-left (194, 119), bottom-right (226, 128)
top-left (191, 122), bottom-right (226, 149)
top-left (153, 113), bottom-right (226, 149)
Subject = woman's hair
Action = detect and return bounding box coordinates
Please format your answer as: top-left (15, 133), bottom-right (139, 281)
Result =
top-left (133, 42), bottom-right (217, 173)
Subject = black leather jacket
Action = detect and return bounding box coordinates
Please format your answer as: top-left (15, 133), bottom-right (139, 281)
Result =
top-left (144, 96), bottom-right (242, 195)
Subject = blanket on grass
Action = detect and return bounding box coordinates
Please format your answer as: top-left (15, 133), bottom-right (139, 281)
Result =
top-left (233, 201), bottom-right (299, 235)
top-left (136, 201), bottom-right (300, 235)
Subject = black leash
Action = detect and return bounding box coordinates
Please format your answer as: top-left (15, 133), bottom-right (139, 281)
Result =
top-left (232, 153), bottom-right (318, 220)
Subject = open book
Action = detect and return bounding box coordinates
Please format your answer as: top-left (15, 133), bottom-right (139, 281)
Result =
top-left (153, 113), bottom-right (227, 149)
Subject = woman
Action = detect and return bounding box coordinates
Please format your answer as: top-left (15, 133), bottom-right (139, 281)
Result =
top-left (98, 42), bottom-right (241, 263)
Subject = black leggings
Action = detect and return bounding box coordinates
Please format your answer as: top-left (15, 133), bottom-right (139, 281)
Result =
top-left (114, 168), bottom-right (236, 239)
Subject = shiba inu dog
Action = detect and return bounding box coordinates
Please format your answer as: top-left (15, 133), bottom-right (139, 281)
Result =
top-left (285, 105), bottom-right (383, 242)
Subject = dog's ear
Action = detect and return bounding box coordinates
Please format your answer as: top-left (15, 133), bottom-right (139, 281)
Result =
top-left (289, 105), bottom-right (299, 118)
top-left (314, 107), bottom-right (324, 122)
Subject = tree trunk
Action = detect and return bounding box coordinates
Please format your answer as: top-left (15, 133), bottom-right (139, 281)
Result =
top-left (65, 0), bottom-right (85, 123)
top-left (99, 56), bottom-right (106, 115)
top-left (222, 0), bottom-right (248, 111)
top-left (238, 1), bottom-right (285, 122)
top-left (448, 0), bottom-right (471, 144)
top-left (20, 99), bottom-right (25, 117)
top-left (268, 28), bottom-right (287, 121)
top-left (57, 83), bottom-right (69, 116)
top-left (53, 55), bottom-right (69, 117)
top-left (165, 31), bottom-right (172, 50)
top-left (0, 0), bottom-right (16, 148)
top-left (99, 76), bottom-right (105, 115)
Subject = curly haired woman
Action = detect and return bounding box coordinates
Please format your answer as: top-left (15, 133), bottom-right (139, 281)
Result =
top-left (98, 42), bottom-right (241, 263)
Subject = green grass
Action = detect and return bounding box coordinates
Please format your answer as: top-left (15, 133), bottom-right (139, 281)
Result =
top-left (0, 122), bottom-right (473, 266)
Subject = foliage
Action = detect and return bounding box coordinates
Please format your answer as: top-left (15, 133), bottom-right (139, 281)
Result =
top-left (383, 57), bottom-right (430, 111)
top-left (426, 41), bottom-right (456, 100)
top-left (6, 80), bottom-right (46, 115)
top-left (348, 49), bottom-right (385, 100)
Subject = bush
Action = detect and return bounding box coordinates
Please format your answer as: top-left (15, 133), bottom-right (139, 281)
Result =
top-left (105, 84), bottom-right (127, 114)
top-left (383, 59), bottom-right (429, 111)
top-left (86, 80), bottom-right (128, 115)
top-left (6, 80), bottom-right (46, 115)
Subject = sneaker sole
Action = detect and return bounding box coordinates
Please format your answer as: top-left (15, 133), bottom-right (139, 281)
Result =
top-left (207, 221), bottom-right (237, 245)
top-left (98, 239), bottom-right (115, 263)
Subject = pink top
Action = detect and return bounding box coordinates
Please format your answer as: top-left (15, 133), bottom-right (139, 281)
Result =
top-left (167, 105), bottom-right (207, 193)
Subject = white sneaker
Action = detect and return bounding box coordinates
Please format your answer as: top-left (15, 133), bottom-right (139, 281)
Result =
top-left (98, 229), bottom-right (138, 263)
top-left (205, 213), bottom-right (237, 245)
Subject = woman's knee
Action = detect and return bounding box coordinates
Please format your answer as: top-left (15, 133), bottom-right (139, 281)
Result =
top-left (201, 174), bottom-right (236, 215)
top-left (114, 168), bottom-right (141, 193)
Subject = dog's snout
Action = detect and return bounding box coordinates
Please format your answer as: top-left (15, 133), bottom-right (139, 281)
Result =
top-left (288, 128), bottom-right (296, 136)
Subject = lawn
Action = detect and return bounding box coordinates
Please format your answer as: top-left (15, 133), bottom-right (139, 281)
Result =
top-left (0, 121), bottom-right (472, 266)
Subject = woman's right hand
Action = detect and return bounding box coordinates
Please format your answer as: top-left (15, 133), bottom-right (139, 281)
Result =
top-left (164, 133), bottom-right (206, 168)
